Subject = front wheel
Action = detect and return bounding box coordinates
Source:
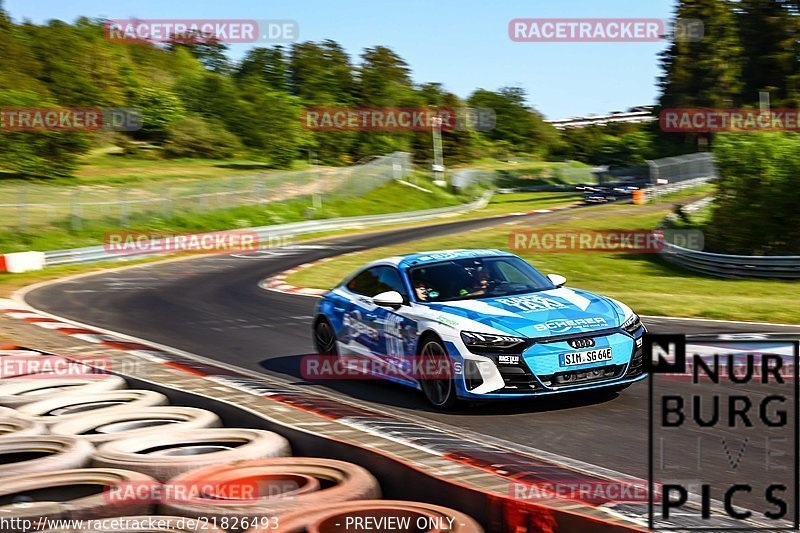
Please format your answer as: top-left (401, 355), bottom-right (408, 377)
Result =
top-left (314, 318), bottom-right (338, 356)
top-left (418, 338), bottom-right (459, 410)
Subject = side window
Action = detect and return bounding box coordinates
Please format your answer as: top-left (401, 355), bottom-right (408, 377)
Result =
top-left (347, 268), bottom-right (382, 296)
top-left (377, 267), bottom-right (408, 298)
top-left (346, 266), bottom-right (407, 298)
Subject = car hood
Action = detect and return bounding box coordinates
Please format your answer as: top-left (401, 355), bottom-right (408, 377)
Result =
top-left (422, 287), bottom-right (626, 339)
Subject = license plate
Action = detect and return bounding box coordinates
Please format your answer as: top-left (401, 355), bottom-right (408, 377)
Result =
top-left (560, 348), bottom-right (612, 367)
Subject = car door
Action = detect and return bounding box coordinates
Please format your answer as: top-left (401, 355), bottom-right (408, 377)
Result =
top-left (340, 266), bottom-right (388, 358)
top-left (371, 266), bottom-right (418, 377)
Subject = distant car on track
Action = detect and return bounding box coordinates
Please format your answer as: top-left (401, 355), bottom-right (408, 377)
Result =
top-left (313, 249), bottom-right (647, 409)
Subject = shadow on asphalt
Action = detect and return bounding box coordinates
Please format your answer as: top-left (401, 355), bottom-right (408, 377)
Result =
top-left (259, 354), bottom-right (622, 415)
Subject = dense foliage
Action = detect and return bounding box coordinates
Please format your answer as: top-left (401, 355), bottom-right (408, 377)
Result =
top-left (0, 3), bottom-right (557, 178)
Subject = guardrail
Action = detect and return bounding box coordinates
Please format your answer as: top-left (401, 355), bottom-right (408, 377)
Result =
top-left (43, 193), bottom-right (492, 267)
top-left (661, 243), bottom-right (800, 279)
top-left (660, 197), bottom-right (800, 279)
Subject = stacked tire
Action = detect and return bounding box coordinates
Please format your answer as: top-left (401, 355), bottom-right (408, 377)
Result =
top-left (0, 361), bottom-right (483, 532)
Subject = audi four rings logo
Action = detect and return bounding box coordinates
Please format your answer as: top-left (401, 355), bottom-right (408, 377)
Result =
top-left (568, 338), bottom-right (596, 349)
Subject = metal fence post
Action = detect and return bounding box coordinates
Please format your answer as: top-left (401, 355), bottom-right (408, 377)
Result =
top-left (17, 186), bottom-right (27, 232)
top-left (119, 189), bottom-right (129, 228)
top-left (71, 190), bottom-right (82, 231)
top-left (162, 186), bottom-right (172, 219)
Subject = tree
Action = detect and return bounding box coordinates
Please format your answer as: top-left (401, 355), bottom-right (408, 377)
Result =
top-left (709, 133), bottom-right (800, 254)
top-left (131, 87), bottom-right (185, 142)
top-left (164, 116), bottom-right (242, 158)
top-left (236, 81), bottom-right (306, 167)
top-left (357, 46), bottom-right (415, 106)
top-left (468, 87), bottom-right (558, 158)
top-left (169, 35), bottom-right (230, 73)
top-left (659, 0), bottom-right (743, 109)
top-left (289, 40), bottom-right (355, 105)
top-left (0, 90), bottom-right (91, 178)
top-left (736, 0), bottom-right (799, 107)
top-left (237, 47), bottom-right (288, 92)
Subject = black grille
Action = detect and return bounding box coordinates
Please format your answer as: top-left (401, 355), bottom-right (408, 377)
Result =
top-left (539, 364), bottom-right (626, 388)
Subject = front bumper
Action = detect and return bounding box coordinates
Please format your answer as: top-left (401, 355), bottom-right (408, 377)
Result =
top-left (452, 326), bottom-right (647, 399)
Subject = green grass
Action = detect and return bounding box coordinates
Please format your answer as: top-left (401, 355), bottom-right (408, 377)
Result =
top-left (288, 198), bottom-right (800, 324)
top-left (0, 177), bottom-right (473, 253)
top-left (0, 149), bottom-right (300, 188)
top-left (453, 191), bottom-right (579, 218)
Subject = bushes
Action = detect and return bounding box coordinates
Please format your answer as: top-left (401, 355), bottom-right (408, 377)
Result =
top-left (163, 117), bottom-right (242, 159)
top-left (708, 133), bottom-right (800, 255)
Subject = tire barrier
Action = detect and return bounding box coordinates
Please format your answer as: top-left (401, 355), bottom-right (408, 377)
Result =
top-left (160, 458), bottom-right (381, 527)
top-left (0, 345), bottom-right (487, 532)
top-left (0, 375), bottom-right (128, 408)
top-left (17, 390), bottom-right (169, 425)
top-left (38, 515), bottom-right (225, 532)
top-left (50, 406), bottom-right (222, 444)
top-left (93, 428), bottom-right (292, 481)
top-left (0, 411), bottom-right (47, 440)
top-left (263, 500), bottom-right (484, 533)
top-left (0, 435), bottom-right (94, 478)
top-left (0, 468), bottom-right (156, 532)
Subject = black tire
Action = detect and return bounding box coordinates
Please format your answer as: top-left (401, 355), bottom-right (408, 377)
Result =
top-left (314, 317), bottom-right (338, 356)
top-left (418, 336), bottom-right (459, 410)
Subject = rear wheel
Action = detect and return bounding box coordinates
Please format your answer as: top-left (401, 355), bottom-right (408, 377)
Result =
top-left (314, 318), bottom-right (338, 356)
top-left (419, 338), bottom-right (458, 410)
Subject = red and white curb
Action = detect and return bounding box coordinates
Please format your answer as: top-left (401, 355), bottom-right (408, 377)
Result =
top-left (0, 251), bottom-right (45, 273)
top-left (0, 299), bottom-right (174, 363)
top-left (259, 205), bottom-right (577, 297)
top-left (259, 252), bottom-right (362, 297)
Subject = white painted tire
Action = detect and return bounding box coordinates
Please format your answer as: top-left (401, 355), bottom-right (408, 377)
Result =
top-left (49, 406), bottom-right (222, 444)
top-left (0, 412), bottom-right (47, 440)
top-left (0, 468), bottom-right (157, 532)
top-left (93, 428), bottom-right (291, 481)
top-left (0, 375), bottom-right (127, 408)
top-left (160, 458), bottom-right (380, 526)
top-left (0, 435), bottom-right (94, 478)
top-left (17, 390), bottom-right (168, 425)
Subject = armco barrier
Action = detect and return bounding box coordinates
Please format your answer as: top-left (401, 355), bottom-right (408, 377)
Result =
top-left (660, 196), bottom-right (800, 279)
top-left (42, 193), bottom-right (492, 267)
top-left (660, 243), bottom-right (800, 279)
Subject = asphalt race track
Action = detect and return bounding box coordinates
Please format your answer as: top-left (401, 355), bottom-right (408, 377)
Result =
top-left (25, 206), bottom-right (800, 509)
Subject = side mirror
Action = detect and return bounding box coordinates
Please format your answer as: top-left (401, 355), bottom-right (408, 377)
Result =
top-left (373, 290), bottom-right (404, 308)
top-left (547, 273), bottom-right (567, 287)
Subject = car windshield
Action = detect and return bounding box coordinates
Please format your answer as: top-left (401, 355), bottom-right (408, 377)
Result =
top-left (409, 256), bottom-right (555, 302)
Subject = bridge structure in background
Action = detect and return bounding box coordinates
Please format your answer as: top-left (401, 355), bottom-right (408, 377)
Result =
top-left (545, 105), bottom-right (656, 129)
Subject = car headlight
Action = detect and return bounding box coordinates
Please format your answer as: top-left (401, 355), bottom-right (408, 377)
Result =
top-left (460, 331), bottom-right (528, 354)
top-left (621, 313), bottom-right (643, 334)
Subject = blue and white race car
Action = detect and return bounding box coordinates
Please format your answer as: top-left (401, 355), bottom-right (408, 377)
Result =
top-left (313, 249), bottom-right (646, 408)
